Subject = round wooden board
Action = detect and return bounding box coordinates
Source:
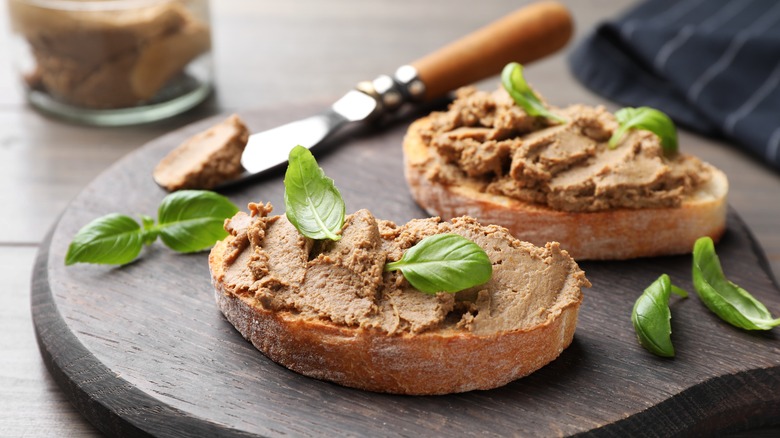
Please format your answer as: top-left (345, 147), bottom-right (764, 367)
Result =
top-left (33, 103), bottom-right (780, 437)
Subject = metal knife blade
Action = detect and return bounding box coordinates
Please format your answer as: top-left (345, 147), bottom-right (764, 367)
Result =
top-left (240, 90), bottom-right (380, 174)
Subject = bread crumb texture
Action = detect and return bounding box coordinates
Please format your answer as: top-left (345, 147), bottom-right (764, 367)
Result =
top-left (214, 203), bottom-right (589, 336)
top-left (421, 87), bottom-right (713, 212)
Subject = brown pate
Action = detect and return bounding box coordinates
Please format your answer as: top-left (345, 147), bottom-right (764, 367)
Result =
top-left (154, 114), bottom-right (249, 191)
top-left (421, 87), bottom-right (712, 212)
top-left (212, 203), bottom-right (590, 336)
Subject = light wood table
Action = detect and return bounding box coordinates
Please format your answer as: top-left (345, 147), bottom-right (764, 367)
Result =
top-left (1, 1), bottom-right (778, 436)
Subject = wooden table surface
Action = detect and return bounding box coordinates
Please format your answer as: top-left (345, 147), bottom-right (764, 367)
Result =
top-left (2, 1), bottom-right (779, 436)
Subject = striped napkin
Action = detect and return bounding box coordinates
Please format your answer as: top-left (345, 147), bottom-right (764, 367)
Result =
top-left (568, 0), bottom-right (780, 171)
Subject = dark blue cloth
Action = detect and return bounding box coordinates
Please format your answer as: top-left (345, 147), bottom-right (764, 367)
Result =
top-left (568, 0), bottom-right (780, 171)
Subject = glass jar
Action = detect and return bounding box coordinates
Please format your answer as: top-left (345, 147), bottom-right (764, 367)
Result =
top-left (7, 0), bottom-right (213, 125)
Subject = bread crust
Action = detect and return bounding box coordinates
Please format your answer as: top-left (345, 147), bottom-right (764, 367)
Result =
top-left (210, 238), bottom-right (582, 395)
top-left (403, 116), bottom-right (728, 260)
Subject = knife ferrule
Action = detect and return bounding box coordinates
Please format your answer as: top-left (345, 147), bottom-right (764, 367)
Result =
top-left (356, 65), bottom-right (425, 115)
top-left (394, 65), bottom-right (426, 102)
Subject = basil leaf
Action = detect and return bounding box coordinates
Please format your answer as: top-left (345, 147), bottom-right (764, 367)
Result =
top-left (284, 145), bottom-right (346, 241)
top-left (384, 233), bottom-right (492, 294)
top-left (609, 107), bottom-right (678, 155)
top-left (501, 62), bottom-right (566, 124)
top-left (692, 237), bottom-right (780, 330)
top-left (632, 274), bottom-right (687, 357)
top-left (65, 213), bottom-right (146, 265)
top-left (156, 190), bottom-right (239, 253)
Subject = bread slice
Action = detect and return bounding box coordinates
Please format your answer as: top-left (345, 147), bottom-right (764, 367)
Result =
top-left (403, 115), bottom-right (728, 261)
top-left (209, 207), bottom-right (589, 395)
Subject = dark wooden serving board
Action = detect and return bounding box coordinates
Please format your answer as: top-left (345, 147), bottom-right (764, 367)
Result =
top-left (33, 103), bottom-right (780, 437)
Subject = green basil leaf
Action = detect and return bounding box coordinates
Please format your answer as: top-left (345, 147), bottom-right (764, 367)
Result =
top-left (384, 233), bottom-right (492, 294)
top-left (632, 274), bottom-right (687, 357)
top-left (65, 213), bottom-right (146, 265)
top-left (609, 107), bottom-right (678, 155)
top-left (284, 145), bottom-right (345, 241)
top-left (157, 190), bottom-right (239, 253)
top-left (501, 62), bottom-right (567, 124)
top-left (692, 237), bottom-right (780, 330)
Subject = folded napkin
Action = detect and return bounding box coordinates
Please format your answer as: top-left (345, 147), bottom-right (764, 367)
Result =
top-left (569, 0), bottom-right (780, 171)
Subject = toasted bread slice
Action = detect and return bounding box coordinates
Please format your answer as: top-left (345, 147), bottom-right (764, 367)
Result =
top-left (403, 115), bottom-right (728, 261)
top-left (209, 209), bottom-right (588, 395)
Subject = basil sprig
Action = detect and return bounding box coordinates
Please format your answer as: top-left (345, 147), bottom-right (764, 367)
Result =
top-left (692, 237), bottom-right (780, 330)
top-left (501, 62), bottom-right (566, 124)
top-left (284, 145), bottom-right (345, 241)
top-left (609, 107), bottom-right (678, 155)
top-left (632, 274), bottom-right (688, 357)
top-left (384, 233), bottom-right (492, 294)
top-left (65, 190), bottom-right (238, 265)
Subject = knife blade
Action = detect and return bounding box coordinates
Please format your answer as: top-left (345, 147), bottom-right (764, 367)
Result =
top-left (186, 1), bottom-right (573, 189)
top-left (240, 90), bottom-right (380, 174)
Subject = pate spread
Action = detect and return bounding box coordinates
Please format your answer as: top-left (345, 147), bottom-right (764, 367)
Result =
top-left (421, 87), bottom-right (712, 212)
top-left (9, 0), bottom-right (210, 109)
top-left (213, 204), bottom-right (589, 336)
top-left (154, 114), bottom-right (249, 191)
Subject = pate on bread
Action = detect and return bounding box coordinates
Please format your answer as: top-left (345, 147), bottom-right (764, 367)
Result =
top-left (403, 86), bottom-right (728, 260)
top-left (210, 203), bottom-right (590, 395)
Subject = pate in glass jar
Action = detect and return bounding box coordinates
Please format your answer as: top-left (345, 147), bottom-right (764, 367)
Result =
top-left (8, 0), bottom-right (213, 125)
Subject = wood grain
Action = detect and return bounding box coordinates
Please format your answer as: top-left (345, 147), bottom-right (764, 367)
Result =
top-left (33, 104), bottom-right (780, 437)
top-left (0, 248), bottom-right (98, 437)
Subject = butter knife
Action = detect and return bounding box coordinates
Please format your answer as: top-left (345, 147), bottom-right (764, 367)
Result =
top-left (230, 1), bottom-right (571, 184)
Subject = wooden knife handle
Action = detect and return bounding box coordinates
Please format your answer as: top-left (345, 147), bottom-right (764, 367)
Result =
top-left (410, 1), bottom-right (573, 101)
